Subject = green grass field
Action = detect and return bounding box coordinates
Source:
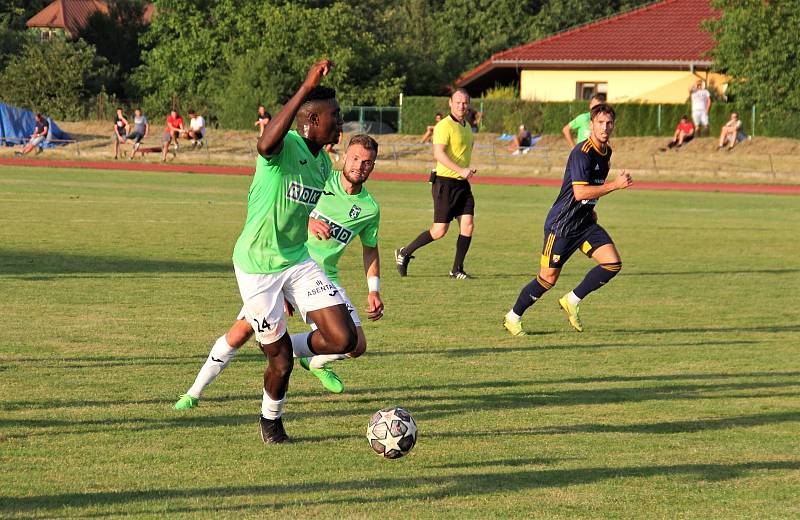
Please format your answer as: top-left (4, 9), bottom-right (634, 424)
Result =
top-left (1, 166), bottom-right (799, 519)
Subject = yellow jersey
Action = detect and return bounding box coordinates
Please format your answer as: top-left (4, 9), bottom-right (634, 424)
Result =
top-left (432, 114), bottom-right (473, 180)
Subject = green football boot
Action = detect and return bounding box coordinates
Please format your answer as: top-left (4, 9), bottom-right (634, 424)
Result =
top-left (558, 294), bottom-right (584, 332)
top-left (298, 357), bottom-right (344, 394)
top-left (503, 317), bottom-right (527, 337)
top-left (174, 394), bottom-right (199, 410)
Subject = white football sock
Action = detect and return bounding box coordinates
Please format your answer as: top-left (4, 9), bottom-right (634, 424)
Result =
top-left (567, 291), bottom-right (582, 306)
top-left (309, 353), bottom-right (349, 369)
top-left (506, 310), bottom-right (522, 322)
top-left (261, 389), bottom-right (285, 419)
top-left (187, 336), bottom-right (238, 398)
top-left (289, 331), bottom-right (314, 357)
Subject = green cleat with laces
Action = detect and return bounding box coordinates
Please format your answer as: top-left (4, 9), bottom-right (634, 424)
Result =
top-left (174, 394), bottom-right (199, 410)
top-left (298, 357), bottom-right (344, 394)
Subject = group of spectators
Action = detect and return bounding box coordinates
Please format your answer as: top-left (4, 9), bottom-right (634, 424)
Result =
top-left (112, 108), bottom-right (206, 161)
top-left (457, 78), bottom-right (748, 157)
top-left (111, 104), bottom-right (276, 162)
top-left (661, 79), bottom-right (747, 152)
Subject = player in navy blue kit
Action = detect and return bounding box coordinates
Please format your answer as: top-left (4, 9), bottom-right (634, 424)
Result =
top-left (503, 103), bottom-right (633, 336)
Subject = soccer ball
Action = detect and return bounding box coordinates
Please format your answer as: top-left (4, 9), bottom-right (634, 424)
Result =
top-left (366, 407), bottom-right (417, 459)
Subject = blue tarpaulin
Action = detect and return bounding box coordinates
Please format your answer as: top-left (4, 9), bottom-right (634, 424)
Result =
top-left (0, 103), bottom-right (71, 148)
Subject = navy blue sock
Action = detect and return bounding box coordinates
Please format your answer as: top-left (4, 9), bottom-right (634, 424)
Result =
top-left (573, 262), bottom-right (622, 299)
top-left (512, 275), bottom-right (553, 316)
top-left (405, 231), bottom-right (434, 255)
top-left (452, 234), bottom-right (472, 272)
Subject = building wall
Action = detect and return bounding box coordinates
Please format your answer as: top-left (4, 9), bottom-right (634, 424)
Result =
top-left (520, 69), bottom-right (728, 103)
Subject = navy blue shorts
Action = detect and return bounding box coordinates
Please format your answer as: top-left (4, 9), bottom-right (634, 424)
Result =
top-left (540, 224), bottom-right (613, 269)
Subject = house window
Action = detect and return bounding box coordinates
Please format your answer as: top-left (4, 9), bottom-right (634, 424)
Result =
top-left (576, 82), bottom-right (608, 101)
top-left (39, 29), bottom-right (56, 41)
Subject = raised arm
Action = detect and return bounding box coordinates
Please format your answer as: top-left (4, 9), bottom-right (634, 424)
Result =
top-left (362, 244), bottom-right (383, 321)
top-left (257, 59), bottom-right (332, 158)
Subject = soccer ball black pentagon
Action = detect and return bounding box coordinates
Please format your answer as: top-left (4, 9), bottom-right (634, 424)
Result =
top-left (366, 407), bottom-right (417, 459)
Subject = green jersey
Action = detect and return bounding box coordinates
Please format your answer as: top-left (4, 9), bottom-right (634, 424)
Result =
top-left (307, 172), bottom-right (380, 284)
top-left (232, 130), bottom-right (333, 274)
top-left (568, 112), bottom-right (592, 143)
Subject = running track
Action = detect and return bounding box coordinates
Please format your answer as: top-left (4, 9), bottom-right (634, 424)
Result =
top-left (2, 157), bottom-right (798, 195)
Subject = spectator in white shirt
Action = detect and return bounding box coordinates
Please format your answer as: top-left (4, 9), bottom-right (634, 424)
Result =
top-left (185, 110), bottom-right (206, 148)
top-left (689, 79), bottom-right (711, 136)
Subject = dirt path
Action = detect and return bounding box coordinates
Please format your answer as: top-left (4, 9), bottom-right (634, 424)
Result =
top-left (2, 157), bottom-right (799, 195)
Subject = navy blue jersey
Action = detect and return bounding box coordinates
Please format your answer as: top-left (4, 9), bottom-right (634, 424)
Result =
top-left (544, 139), bottom-right (612, 236)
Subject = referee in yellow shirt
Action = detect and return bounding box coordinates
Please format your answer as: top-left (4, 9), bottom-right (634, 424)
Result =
top-left (395, 88), bottom-right (477, 279)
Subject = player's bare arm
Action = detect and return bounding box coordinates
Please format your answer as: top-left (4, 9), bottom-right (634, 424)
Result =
top-left (562, 123), bottom-right (576, 148)
top-left (362, 245), bottom-right (383, 321)
top-left (257, 59), bottom-right (333, 158)
top-left (308, 217), bottom-right (331, 240)
top-left (432, 143), bottom-right (476, 179)
top-left (572, 171), bottom-right (633, 201)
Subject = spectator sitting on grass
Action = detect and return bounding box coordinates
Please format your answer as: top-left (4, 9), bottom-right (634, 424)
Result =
top-left (254, 105), bottom-right (271, 137)
top-left (126, 108), bottom-right (149, 157)
top-left (166, 110), bottom-right (184, 150)
top-left (660, 115), bottom-right (695, 151)
top-left (509, 124), bottom-right (533, 155)
top-left (419, 113), bottom-right (443, 143)
top-left (184, 110), bottom-right (205, 148)
top-left (718, 111), bottom-right (746, 151)
top-left (113, 107), bottom-right (129, 159)
top-left (16, 113), bottom-right (48, 156)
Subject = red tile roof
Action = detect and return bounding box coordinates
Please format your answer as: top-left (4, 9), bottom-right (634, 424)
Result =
top-left (26, 0), bottom-right (154, 36)
top-left (458, 0), bottom-right (720, 87)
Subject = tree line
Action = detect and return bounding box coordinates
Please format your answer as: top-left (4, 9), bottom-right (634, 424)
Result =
top-left (0, 0), bottom-right (796, 131)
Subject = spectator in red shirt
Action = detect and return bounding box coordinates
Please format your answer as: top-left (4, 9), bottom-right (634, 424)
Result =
top-left (661, 115), bottom-right (695, 151)
top-left (166, 110), bottom-right (184, 150)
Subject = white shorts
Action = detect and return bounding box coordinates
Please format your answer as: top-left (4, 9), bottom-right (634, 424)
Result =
top-left (305, 285), bottom-right (361, 330)
top-left (237, 283), bottom-right (361, 334)
top-left (692, 110), bottom-right (708, 127)
top-left (234, 258), bottom-right (345, 344)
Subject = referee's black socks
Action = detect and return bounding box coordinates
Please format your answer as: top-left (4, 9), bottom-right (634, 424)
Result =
top-left (452, 234), bottom-right (472, 273)
top-left (404, 231), bottom-right (435, 255)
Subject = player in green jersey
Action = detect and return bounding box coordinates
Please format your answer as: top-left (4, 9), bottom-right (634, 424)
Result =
top-left (184, 59), bottom-right (357, 444)
top-left (175, 135), bottom-right (384, 424)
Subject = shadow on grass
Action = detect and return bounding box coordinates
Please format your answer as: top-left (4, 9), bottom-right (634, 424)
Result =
top-left (367, 339), bottom-right (761, 357)
top-left (418, 411), bottom-right (800, 438)
top-left (3, 460), bottom-right (798, 515)
top-left (4, 377), bottom-right (798, 437)
top-left (625, 268), bottom-right (800, 277)
top-left (2, 351), bottom-right (265, 371)
top-left (0, 250), bottom-right (230, 276)
top-left (616, 324), bottom-right (800, 334)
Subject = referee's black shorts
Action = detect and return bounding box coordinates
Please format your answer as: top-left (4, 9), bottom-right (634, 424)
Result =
top-left (432, 175), bottom-right (474, 223)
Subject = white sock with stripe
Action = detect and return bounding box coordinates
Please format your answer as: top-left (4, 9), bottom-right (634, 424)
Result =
top-left (187, 335), bottom-right (238, 398)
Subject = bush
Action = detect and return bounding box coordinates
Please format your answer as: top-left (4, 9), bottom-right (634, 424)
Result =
top-left (0, 39), bottom-right (113, 120)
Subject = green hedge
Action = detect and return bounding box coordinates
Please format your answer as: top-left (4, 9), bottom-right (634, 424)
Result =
top-left (401, 96), bottom-right (796, 138)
